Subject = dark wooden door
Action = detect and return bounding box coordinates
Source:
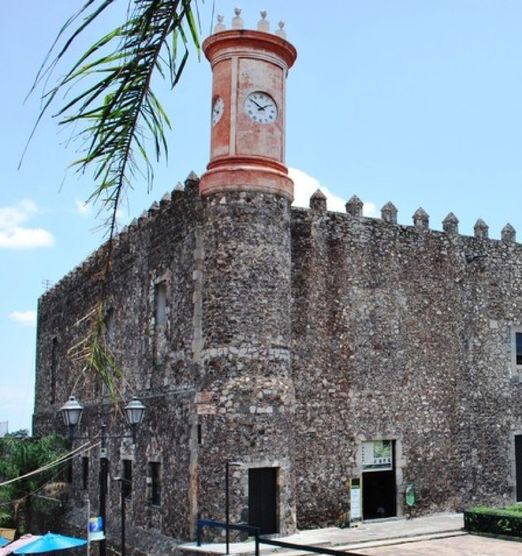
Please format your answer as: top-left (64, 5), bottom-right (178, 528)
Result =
top-left (248, 468), bottom-right (278, 534)
top-left (516, 435), bottom-right (522, 502)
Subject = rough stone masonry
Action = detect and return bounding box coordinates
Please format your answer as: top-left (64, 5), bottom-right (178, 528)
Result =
top-left (33, 173), bottom-right (522, 551)
top-left (31, 8), bottom-right (522, 555)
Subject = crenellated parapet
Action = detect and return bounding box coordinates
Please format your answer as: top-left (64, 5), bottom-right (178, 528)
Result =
top-left (40, 177), bottom-right (520, 306)
top-left (301, 190), bottom-right (518, 245)
top-left (40, 172), bottom-right (202, 302)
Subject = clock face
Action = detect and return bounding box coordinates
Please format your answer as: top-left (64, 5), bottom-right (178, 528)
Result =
top-left (244, 91), bottom-right (278, 124)
top-left (212, 97), bottom-right (224, 126)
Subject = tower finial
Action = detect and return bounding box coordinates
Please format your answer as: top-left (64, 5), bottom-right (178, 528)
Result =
top-left (275, 20), bottom-right (286, 39)
top-left (232, 7), bottom-right (244, 29)
top-left (257, 10), bottom-right (270, 32)
top-left (214, 14), bottom-right (226, 33)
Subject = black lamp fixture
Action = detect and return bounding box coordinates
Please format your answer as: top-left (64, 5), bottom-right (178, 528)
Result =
top-left (59, 395), bottom-right (146, 441)
top-left (58, 394), bottom-right (146, 556)
top-left (59, 395), bottom-right (84, 438)
top-left (124, 396), bottom-right (146, 442)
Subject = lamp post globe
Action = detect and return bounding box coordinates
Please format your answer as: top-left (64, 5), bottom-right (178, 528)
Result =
top-left (124, 397), bottom-right (145, 443)
top-left (59, 395), bottom-right (84, 428)
top-left (124, 397), bottom-right (146, 426)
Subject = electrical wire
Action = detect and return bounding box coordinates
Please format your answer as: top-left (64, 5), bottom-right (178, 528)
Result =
top-left (0, 441), bottom-right (99, 489)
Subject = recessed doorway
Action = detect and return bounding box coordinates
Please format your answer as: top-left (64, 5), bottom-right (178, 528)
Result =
top-left (248, 467), bottom-right (278, 534)
top-left (362, 440), bottom-right (396, 520)
top-left (515, 435), bottom-right (522, 502)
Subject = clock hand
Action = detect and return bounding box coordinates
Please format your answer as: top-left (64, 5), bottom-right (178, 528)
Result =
top-left (250, 99), bottom-right (264, 110)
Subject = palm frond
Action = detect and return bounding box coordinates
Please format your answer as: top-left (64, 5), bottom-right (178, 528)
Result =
top-left (23, 0), bottom-right (201, 400)
top-left (30, 0), bottom-right (201, 239)
top-left (68, 301), bottom-right (125, 401)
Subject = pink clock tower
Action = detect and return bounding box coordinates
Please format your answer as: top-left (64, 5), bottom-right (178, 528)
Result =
top-left (199, 9), bottom-right (297, 199)
top-left (197, 10), bottom-right (299, 536)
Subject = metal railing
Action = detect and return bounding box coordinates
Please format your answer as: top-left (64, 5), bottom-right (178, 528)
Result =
top-left (196, 519), bottom-right (366, 556)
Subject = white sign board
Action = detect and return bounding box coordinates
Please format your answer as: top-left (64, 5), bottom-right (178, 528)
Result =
top-left (362, 440), bottom-right (393, 472)
top-left (350, 478), bottom-right (362, 521)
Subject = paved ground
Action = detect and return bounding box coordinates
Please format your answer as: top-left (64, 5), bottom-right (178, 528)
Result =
top-left (283, 513), bottom-right (462, 547)
top-left (355, 534), bottom-right (522, 555)
top-left (180, 513), bottom-right (522, 555)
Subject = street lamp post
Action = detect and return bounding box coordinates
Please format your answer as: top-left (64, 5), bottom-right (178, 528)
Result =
top-left (99, 424), bottom-right (108, 556)
top-left (225, 461), bottom-right (242, 555)
top-left (114, 476), bottom-right (131, 556)
top-left (59, 395), bottom-right (145, 556)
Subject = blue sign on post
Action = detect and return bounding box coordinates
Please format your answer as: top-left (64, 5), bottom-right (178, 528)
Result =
top-left (88, 516), bottom-right (105, 541)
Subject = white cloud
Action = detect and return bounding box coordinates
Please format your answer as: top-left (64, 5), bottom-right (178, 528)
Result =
top-left (75, 199), bottom-right (92, 216)
top-left (0, 200), bottom-right (55, 249)
top-left (363, 201), bottom-right (378, 218)
top-left (289, 168), bottom-right (378, 217)
top-left (9, 310), bottom-right (37, 326)
top-left (115, 207), bottom-right (126, 225)
top-left (0, 199), bottom-right (37, 227)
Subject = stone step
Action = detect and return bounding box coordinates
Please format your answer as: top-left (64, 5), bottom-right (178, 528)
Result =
top-left (333, 530), bottom-right (468, 552)
top-left (178, 539), bottom-right (333, 556)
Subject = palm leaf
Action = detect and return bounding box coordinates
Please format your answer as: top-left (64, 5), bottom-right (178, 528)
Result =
top-left (29, 0), bottom-right (201, 239)
top-left (24, 0), bottom-right (202, 400)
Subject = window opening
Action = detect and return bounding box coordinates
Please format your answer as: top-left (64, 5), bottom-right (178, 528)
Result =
top-left (154, 282), bottom-right (167, 325)
top-left (149, 462), bottom-right (161, 506)
top-left (516, 333), bottom-right (522, 366)
top-left (82, 456), bottom-right (89, 490)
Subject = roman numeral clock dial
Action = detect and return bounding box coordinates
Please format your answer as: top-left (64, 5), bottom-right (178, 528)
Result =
top-left (244, 91), bottom-right (278, 124)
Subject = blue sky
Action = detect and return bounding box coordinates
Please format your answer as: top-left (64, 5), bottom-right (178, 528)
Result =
top-left (1, 1), bottom-right (522, 432)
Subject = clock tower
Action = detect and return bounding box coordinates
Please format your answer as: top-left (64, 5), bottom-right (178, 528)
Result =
top-left (199, 9), bottom-right (297, 198)
top-left (197, 10), bottom-right (298, 535)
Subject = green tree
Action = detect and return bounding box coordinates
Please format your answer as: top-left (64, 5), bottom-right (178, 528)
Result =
top-left (5, 429), bottom-right (30, 439)
top-left (0, 435), bottom-right (68, 534)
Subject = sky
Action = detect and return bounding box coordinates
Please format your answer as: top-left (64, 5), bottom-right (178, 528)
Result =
top-left (1, 0), bottom-right (522, 432)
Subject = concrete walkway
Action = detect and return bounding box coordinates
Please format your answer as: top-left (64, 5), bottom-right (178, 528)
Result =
top-left (179, 513), bottom-right (465, 555)
top-left (356, 534), bottom-right (522, 555)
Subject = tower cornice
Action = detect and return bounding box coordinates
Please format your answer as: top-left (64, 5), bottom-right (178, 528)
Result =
top-left (203, 29), bottom-right (297, 70)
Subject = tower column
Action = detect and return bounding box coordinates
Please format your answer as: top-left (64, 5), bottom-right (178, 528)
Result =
top-left (197, 11), bottom-right (297, 535)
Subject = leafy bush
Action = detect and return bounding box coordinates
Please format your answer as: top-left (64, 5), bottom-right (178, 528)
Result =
top-left (464, 506), bottom-right (522, 538)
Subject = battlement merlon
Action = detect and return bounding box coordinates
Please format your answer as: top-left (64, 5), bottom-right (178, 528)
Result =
top-left (301, 190), bottom-right (518, 245)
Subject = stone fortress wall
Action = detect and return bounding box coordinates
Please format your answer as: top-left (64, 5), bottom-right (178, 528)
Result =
top-left (291, 190), bottom-right (522, 525)
top-left (34, 173), bottom-right (522, 543)
top-left (34, 175), bottom-right (203, 544)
